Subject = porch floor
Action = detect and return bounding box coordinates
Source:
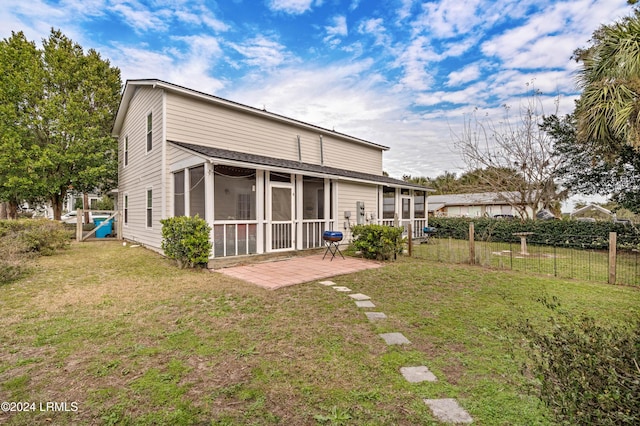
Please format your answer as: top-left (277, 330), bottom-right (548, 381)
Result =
top-left (213, 253), bottom-right (382, 290)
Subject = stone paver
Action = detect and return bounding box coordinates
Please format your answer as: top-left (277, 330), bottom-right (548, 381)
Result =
top-left (348, 293), bottom-right (371, 300)
top-left (318, 280), bottom-right (336, 286)
top-left (379, 332), bottom-right (411, 345)
top-left (355, 300), bottom-right (375, 308)
top-left (400, 366), bottom-right (437, 383)
top-left (364, 312), bottom-right (386, 321)
top-left (423, 399), bottom-right (473, 424)
top-left (333, 286), bottom-right (351, 292)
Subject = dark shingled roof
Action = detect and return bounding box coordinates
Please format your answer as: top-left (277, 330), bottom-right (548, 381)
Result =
top-left (171, 141), bottom-right (429, 190)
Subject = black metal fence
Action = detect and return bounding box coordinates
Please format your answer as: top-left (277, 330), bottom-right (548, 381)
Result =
top-left (411, 231), bottom-right (640, 287)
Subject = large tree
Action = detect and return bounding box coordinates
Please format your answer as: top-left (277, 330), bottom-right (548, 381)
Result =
top-left (0, 32), bottom-right (44, 218)
top-left (453, 88), bottom-right (568, 218)
top-left (0, 29), bottom-right (121, 219)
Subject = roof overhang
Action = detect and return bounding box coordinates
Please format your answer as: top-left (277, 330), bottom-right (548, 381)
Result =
top-left (171, 141), bottom-right (430, 191)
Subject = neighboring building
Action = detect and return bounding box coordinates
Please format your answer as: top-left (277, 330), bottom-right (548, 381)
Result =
top-left (111, 79), bottom-right (430, 258)
top-left (428, 192), bottom-right (540, 219)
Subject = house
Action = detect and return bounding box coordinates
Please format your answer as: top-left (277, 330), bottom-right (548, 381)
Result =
top-left (428, 192), bottom-right (540, 219)
top-left (111, 79), bottom-right (430, 259)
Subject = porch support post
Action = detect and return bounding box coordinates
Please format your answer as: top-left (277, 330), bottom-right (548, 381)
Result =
top-left (205, 163), bottom-right (215, 257)
top-left (324, 178), bottom-right (331, 230)
top-left (184, 168), bottom-right (191, 217)
top-left (295, 174), bottom-right (303, 250)
top-left (256, 170), bottom-right (265, 254)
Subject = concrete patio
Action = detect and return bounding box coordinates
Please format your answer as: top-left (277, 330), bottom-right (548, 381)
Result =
top-left (213, 253), bottom-right (382, 289)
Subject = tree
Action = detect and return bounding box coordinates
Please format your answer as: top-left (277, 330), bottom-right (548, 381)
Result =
top-left (574, 9), bottom-right (640, 153)
top-left (0, 32), bottom-right (44, 219)
top-left (453, 87), bottom-right (568, 218)
top-left (545, 113), bottom-right (640, 212)
top-left (0, 30), bottom-right (121, 219)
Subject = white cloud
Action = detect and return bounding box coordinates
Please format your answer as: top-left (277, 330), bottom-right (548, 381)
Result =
top-left (357, 18), bottom-right (392, 48)
top-left (395, 36), bottom-right (441, 91)
top-left (230, 35), bottom-right (290, 69)
top-left (109, 1), bottom-right (171, 33)
top-left (267, 0), bottom-right (320, 15)
top-left (446, 64), bottom-right (482, 87)
top-left (324, 15), bottom-right (348, 47)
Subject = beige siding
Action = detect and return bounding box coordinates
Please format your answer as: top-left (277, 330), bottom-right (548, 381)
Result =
top-left (165, 93), bottom-right (383, 175)
top-left (336, 181), bottom-right (378, 242)
top-left (118, 87), bottom-right (164, 249)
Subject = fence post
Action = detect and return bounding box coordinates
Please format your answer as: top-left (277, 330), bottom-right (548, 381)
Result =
top-left (407, 223), bottom-right (412, 257)
top-left (609, 232), bottom-right (617, 284)
top-left (76, 209), bottom-right (83, 242)
top-left (469, 222), bottom-right (475, 265)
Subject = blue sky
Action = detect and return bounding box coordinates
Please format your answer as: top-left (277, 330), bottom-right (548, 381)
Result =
top-left (0, 0), bottom-right (633, 186)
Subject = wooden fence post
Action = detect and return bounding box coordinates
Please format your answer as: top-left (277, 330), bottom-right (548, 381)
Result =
top-left (407, 223), bottom-right (412, 257)
top-left (76, 209), bottom-right (83, 242)
top-left (469, 222), bottom-right (475, 265)
top-left (609, 231), bottom-right (617, 284)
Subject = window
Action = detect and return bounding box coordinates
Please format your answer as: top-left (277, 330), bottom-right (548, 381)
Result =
top-left (414, 191), bottom-right (426, 218)
top-left (383, 187), bottom-right (396, 219)
top-left (124, 136), bottom-right (129, 166)
top-left (174, 171), bottom-right (185, 217)
top-left (189, 166), bottom-right (205, 218)
top-left (146, 113), bottom-right (152, 152)
top-left (124, 194), bottom-right (129, 224)
top-left (146, 189), bottom-right (152, 227)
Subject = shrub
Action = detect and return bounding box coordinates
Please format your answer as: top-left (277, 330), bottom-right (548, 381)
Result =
top-left (516, 297), bottom-right (640, 425)
top-left (0, 219), bottom-right (71, 255)
top-left (350, 225), bottom-right (405, 260)
top-left (428, 217), bottom-right (639, 250)
top-left (0, 219), bottom-right (70, 285)
top-left (160, 216), bottom-right (212, 268)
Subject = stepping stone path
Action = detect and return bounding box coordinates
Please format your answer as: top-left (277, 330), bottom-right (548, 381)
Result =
top-left (400, 366), bottom-right (437, 383)
top-left (317, 279), bottom-right (473, 423)
top-left (364, 312), bottom-right (386, 321)
top-left (348, 293), bottom-right (371, 300)
top-left (379, 332), bottom-right (411, 345)
top-left (423, 399), bottom-right (473, 424)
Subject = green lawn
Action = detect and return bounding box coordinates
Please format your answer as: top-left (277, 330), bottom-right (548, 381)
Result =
top-left (1, 241), bottom-right (638, 425)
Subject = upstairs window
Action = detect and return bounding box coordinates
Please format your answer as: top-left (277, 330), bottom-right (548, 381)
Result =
top-left (146, 189), bottom-right (153, 228)
top-left (146, 113), bottom-right (153, 152)
top-left (124, 136), bottom-right (129, 166)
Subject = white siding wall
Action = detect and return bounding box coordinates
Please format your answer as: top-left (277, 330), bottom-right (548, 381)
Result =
top-left (118, 87), bottom-right (164, 250)
top-left (165, 93), bottom-right (383, 175)
top-left (336, 181), bottom-right (378, 242)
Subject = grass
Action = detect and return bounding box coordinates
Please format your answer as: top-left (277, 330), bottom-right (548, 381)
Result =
top-left (414, 237), bottom-right (640, 286)
top-left (0, 241), bottom-right (638, 425)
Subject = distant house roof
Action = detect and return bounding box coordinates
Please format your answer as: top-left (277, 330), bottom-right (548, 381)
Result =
top-left (570, 204), bottom-right (613, 217)
top-left (427, 192), bottom-right (531, 211)
top-left (171, 141), bottom-right (431, 190)
top-left (112, 79), bottom-right (389, 152)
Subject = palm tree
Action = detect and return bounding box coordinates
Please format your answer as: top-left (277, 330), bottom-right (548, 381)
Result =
top-left (575, 10), bottom-right (640, 153)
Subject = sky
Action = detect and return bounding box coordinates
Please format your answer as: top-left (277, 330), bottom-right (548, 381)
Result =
top-left (0, 0), bottom-right (634, 206)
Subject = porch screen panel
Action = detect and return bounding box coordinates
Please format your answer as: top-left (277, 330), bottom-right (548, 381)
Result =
top-left (402, 198), bottom-right (411, 220)
top-left (214, 166), bottom-right (256, 221)
top-left (272, 187), bottom-right (291, 221)
top-left (189, 166), bottom-right (205, 219)
top-left (303, 177), bottom-right (324, 219)
top-left (414, 191), bottom-right (426, 218)
top-left (383, 187), bottom-right (395, 219)
top-left (174, 171), bottom-right (185, 217)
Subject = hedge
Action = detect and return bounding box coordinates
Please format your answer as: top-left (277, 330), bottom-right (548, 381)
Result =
top-left (427, 217), bottom-right (640, 250)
